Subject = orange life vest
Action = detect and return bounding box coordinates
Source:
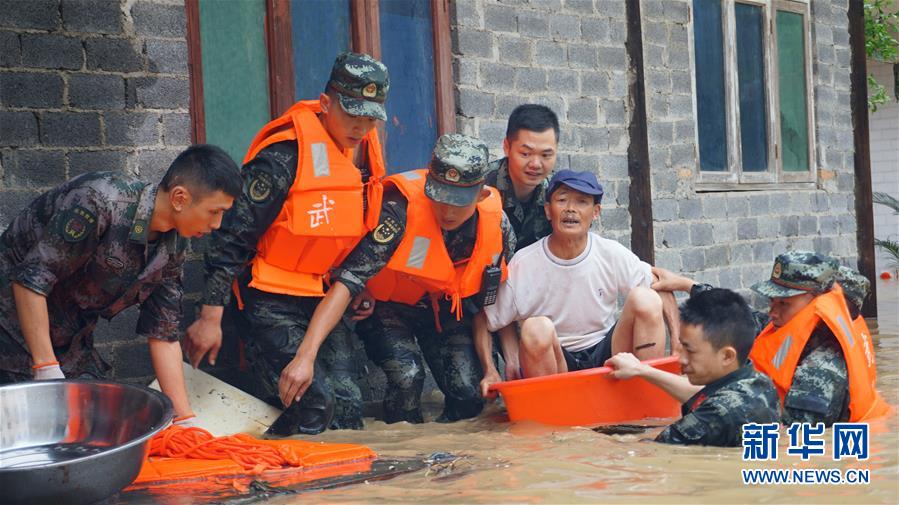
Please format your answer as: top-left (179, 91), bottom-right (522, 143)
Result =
top-left (366, 169), bottom-right (507, 322)
top-left (749, 284), bottom-right (889, 422)
top-left (242, 100), bottom-right (385, 297)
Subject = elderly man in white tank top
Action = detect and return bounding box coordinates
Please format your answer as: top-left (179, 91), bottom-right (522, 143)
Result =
top-left (475, 170), bottom-right (669, 397)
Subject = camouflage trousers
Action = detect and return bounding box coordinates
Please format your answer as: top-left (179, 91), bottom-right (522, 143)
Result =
top-left (356, 301), bottom-right (484, 424)
top-left (234, 274), bottom-right (363, 433)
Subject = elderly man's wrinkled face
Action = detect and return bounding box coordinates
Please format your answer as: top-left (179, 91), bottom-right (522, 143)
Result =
top-left (544, 185), bottom-right (599, 238)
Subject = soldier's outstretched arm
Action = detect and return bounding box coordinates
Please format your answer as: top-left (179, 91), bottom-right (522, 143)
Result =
top-left (10, 185), bottom-right (108, 378)
top-left (12, 284), bottom-right (61, 378)
top-left (279, 194), bottom-right (407, 406)
top-left (605, 352), bottom-right (700, 403)
top-left (148, 337), bottom-right (194, 419)
top-left (187, 142), bottom-right (298, 367)
top-left (278, 281), bottom-right (354, 407)
top-left (474, 311), bottom-right (500, 399)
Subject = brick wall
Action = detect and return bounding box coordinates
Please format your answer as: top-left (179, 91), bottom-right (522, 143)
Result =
top-left (642, 0), bottom-right (857, 300)
top-left (451, 0), bottom-right (634, 245)
top-left (450, 0), bottom-right (861, 306)
top-left (643, 0), bottom-right (860, 305)
top-left (0, 0), bottom-right (191, 383)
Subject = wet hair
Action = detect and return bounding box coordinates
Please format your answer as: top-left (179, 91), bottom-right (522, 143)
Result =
top-left (159, 144), bottom-right (241, 199)
top-left (505, 104), bottom-right (560, 142)
top-left (680, 288), bottom-right (757, 362)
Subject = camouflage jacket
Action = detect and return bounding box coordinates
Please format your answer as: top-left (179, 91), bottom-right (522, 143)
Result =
top-left (484, 158), bottom-right (551, 253)
top-left (782, 327), bottom-right (850, 426)
top-left (201, 140), bottom-right (375, 306)
top-left (0, 171), bottom-right (186, 374)
top-left (332, 188), bottom-right (517, 315)
top-left (689, 283), bottom-right (851, 426)
top-left (656, 364), bottom-right (781, 447)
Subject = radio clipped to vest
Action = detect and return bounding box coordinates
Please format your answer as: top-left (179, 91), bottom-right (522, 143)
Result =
top-left (476, 265), bottom-right (503, 307)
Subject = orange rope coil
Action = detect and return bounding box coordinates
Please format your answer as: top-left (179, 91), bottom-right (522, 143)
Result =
top-left (148, 425), bottom-right (303, 473)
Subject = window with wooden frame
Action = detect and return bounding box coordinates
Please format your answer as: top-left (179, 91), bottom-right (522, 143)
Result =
top-left (185, 0), bottom-right (454, 173)
top-left (691, 0), bottom-right (816, 190)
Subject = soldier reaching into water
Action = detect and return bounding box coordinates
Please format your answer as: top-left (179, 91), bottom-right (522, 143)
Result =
top-left (606, 288), bottom-right (781, 447)
top-left (274, 133), bottom-right (516, 424)
top-left (182, 52), bottom-right (391, 435)
top-left (648, 251), bottom-right (890, 426)
top-left (0, 145), bottom-right (241, 423)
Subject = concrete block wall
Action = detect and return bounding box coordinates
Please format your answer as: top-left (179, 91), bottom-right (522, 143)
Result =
top-left (451, 0), bottom-right (634, 244)
top-left (645, 0), bottom-right (861, 303)
top-left (0, 0), bottom-right (192, 383)
top-left (868, 59), bottom-right (899, 273)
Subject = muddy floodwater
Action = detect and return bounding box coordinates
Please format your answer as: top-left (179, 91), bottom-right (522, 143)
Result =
top-left (124, 281), bottom-right (899, 504)
top-left (255, 280), bottom-right (897, 504)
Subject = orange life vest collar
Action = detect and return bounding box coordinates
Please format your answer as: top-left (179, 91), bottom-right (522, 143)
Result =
top-left (366, 169), bottom-right (507, 322)
top-left (749, 285), bottom-right (889, 422)
top-left (244, 100), bottom-right (385, 297)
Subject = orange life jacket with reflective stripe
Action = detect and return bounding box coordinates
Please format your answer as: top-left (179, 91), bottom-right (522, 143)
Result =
top-left (242, 100), bottom-right (385, 297)
top-left (366, 169), bottom-right (507, 321)
top-left (749, 284), bottom-right (889, 422)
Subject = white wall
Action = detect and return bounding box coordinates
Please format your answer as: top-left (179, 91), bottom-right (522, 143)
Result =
top-left (868, 59), bottom-right (899, 273)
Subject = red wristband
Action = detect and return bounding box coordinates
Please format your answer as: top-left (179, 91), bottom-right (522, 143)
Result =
top-left (31, 360), bottom-right (60, 370)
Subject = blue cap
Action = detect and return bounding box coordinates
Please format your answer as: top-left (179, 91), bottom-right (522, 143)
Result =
top-left (547, 169), bottom-right (604, 203)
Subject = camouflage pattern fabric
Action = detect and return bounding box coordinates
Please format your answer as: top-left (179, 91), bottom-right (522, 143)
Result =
top-left (655, 364), bottom-right (781, 447)
top-left (484, 157), bottom-right (552, 253)
top-left (332, 182), bottom-right (516, 423)
top-left (0, 171), bottom-right (185, 379)
top-left (333, 190), bottom-right (517, 302)
top-left (835, 265), bottom-right (870, 316)
top-left (750, 250), bottom-right (838, 299)
top-left (235, 269), bottom-right (363, 431)
top-left (327, 51), bottom-right (389, 121)
top-left (691, 253), bottom-right (851, 428)
top-left (203, 140), bottom-right (372, 433)
top-left (202, 141), bottom-right (299, 307)
top-left (424, 133), bottom-right (491, 206)
top-left (782, 326), bottom-right (850, 426)
top-left (356, 301), bottom-right (485, 424)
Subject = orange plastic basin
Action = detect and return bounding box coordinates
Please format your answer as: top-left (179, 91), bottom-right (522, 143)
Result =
top-left (488, 355), bottom-right (683, 426)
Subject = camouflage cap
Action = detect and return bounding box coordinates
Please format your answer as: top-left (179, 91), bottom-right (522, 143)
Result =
top-left (327, 51), bottom-right (389, 121)
top-left (836, 265), bottom-right (870, 311)
top-left (750, 250), bottom-right (838, 299)
top-left (424, 133), bottom-right (490, 206)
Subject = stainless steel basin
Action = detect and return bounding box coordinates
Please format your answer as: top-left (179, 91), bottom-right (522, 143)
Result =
top-left (0, 380), bottom-right (173, 505)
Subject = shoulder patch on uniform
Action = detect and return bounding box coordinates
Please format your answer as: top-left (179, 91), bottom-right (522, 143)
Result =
top-left (59, 205), bottom-right (97, 242)
top-left (372, 216), bottom-right (401, 244)
top-left (247, 171), bottom-right (273, 203)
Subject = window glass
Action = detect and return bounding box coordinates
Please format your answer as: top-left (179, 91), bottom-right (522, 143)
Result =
top-left (692, 0), bottom-right (728, 172)
top-left (734, 2), bottom-right (768, 172)
top-left (776, 9), bottom-right (809, 172)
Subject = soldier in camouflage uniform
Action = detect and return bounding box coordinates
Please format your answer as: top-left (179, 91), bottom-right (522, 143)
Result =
top-left (749, 251), bottom-right (851, 426)
top-left (484, 104), bottom-right (558, 253)
top-left (835, 265), bottom-right (870, 319)
top-left (0, 145), bottom-right (240, 422)
top-left (183, 52), bottom-right (390, 435)
top-left (327, 134), bottom-right (517, 424)
top-left (607, 288), bottom-right (780, 447)
top-left (652, 251), bottom-right (862, 426)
